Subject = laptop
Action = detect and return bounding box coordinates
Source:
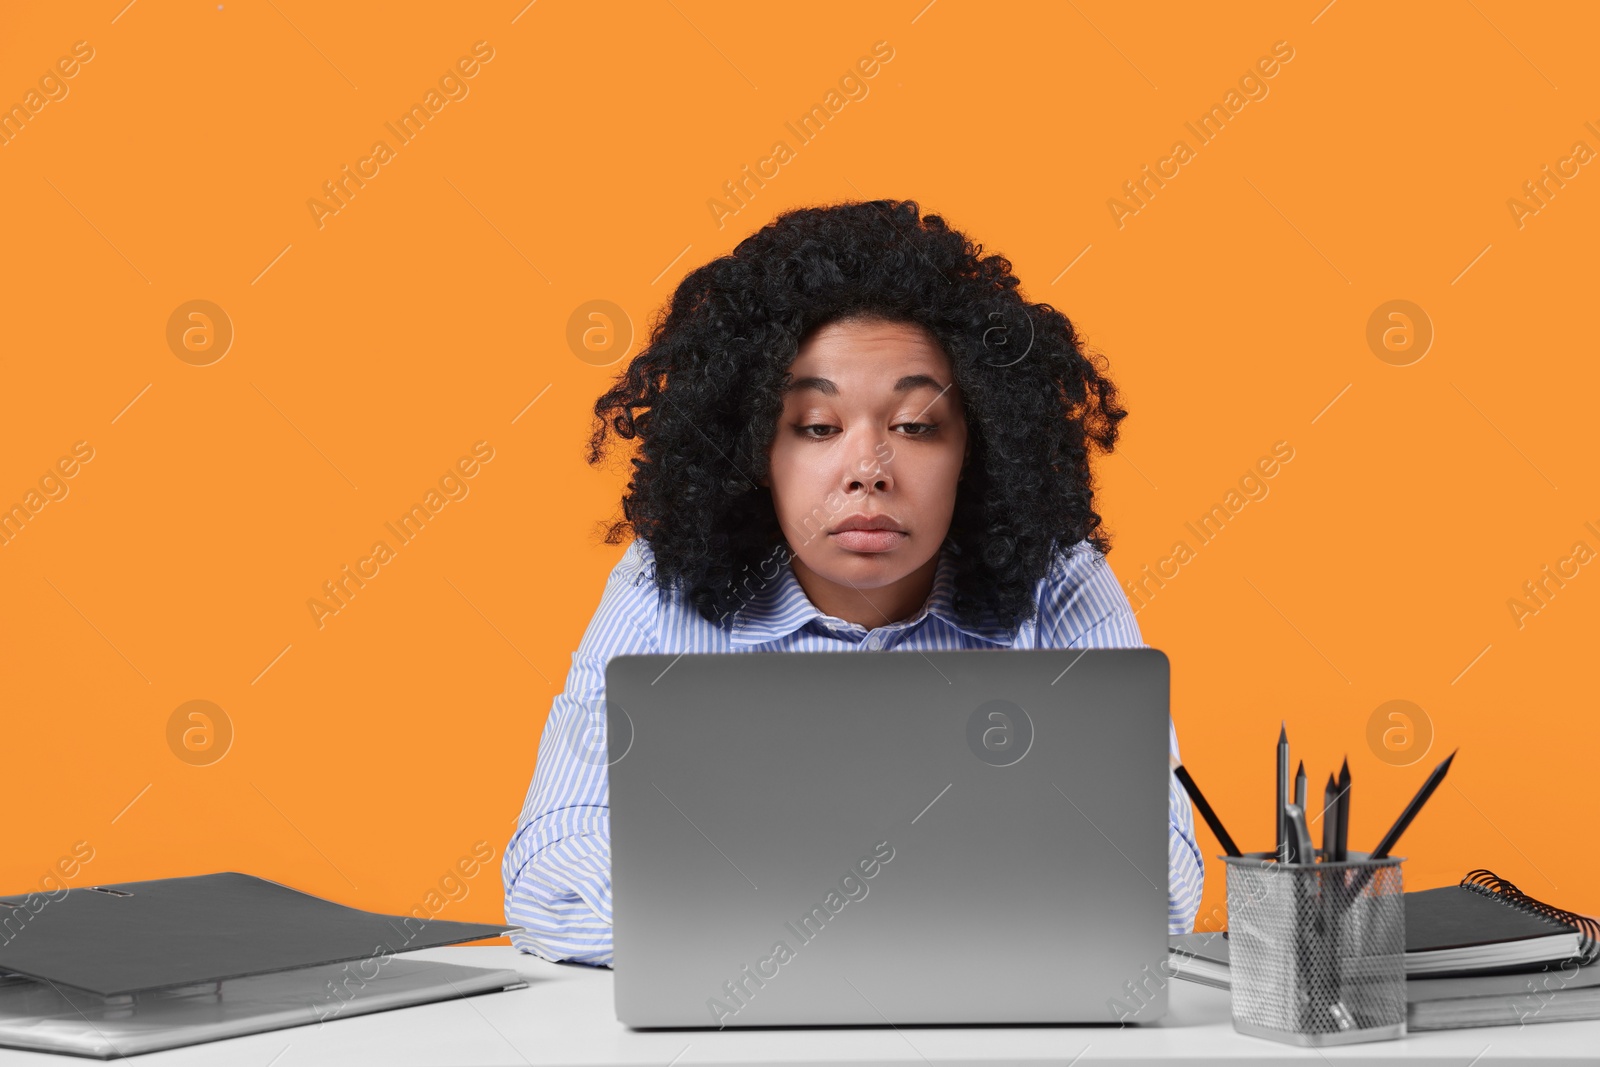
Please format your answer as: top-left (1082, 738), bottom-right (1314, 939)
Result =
top-left (0, 957), bottom-right (527, 1059)
top-left (0, 872), bottom-right (527, 1057)
top-left (606, 646), bottom-right (1173, 1028)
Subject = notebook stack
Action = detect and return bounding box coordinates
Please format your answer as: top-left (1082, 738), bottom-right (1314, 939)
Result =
top-left (1169, 869), bottom-right (1600, 1031)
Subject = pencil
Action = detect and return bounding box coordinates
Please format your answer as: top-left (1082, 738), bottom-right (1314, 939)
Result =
top-left (1335, 758), bottom-right (1351, 862)
top-left (1294, 760), bottom-right (1307, 810)
top-left (1321, 773), bottom-right (1338, 860)
top-left (1172, 758), bottom-right (1242, 858)
top-left (1371, 749), bottom-right (1457, 860)
top-left (1276, 723), bottom-right (1289, 862)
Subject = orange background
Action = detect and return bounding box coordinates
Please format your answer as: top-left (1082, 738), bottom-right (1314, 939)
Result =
top-left (2, 0), bottom-right (1596, 940)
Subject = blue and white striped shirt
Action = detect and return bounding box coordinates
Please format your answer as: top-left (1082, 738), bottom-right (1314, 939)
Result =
top-left (503, 536), bottom-right (1204, 965)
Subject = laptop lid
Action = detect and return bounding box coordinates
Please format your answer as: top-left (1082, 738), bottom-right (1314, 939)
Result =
top-left (607, 647), bottom-right (1172, 1027)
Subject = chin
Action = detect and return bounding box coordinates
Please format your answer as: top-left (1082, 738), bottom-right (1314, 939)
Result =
top-left (821, 536), bottom-right (918, 573)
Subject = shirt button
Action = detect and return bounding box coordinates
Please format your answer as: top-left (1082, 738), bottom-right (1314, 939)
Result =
top-left (863, 634), bottom-right (884, 650)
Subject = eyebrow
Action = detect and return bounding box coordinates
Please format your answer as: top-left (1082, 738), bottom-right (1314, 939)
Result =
top-left (784, 374), bottom-right (946, 396)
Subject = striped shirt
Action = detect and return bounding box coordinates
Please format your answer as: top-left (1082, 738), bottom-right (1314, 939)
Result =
top-left (503, 537), bottom-right (1204, 965)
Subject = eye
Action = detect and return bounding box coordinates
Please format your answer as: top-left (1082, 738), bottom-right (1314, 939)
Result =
top-left (795, 423), bottom-right (936, 439)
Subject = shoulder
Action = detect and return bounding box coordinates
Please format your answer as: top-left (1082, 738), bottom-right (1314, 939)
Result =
top-left (1041, 538), bottom-right (1115, 590)
top-left (616, 536), bottom-right (660, 586)
top-left (597, 538), bottom-right (666, 625)
top-left (1035, 538), bottom-right (1143, 647)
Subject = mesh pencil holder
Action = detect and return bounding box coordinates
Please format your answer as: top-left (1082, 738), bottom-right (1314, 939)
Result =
top-left (1223, 851), bottom-right (1406, 1046)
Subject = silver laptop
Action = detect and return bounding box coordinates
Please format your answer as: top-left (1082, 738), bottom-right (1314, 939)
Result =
top-left (0, 959), bottom-right (526, 1058)
top-left (606, 646), bottom-right (1173, 1028)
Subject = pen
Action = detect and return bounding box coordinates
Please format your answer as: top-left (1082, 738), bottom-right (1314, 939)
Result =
top-left (1171, 756), bottom-right (1242, 858)
top-left (1335, 758), bottom-right (1351, 862)
top-left (1286, 806), bottom-right (1312, 863)
top-left (1285, 803), bottom-right (1314, 865)
top-left (1294, 760), bottom-right (1307, 811)
top-left (1370, 749), bottom-right (1457, 860)
top-left (1276, 723), bottom-right (1289, 862)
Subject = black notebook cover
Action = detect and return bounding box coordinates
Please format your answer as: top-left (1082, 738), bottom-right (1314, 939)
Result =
top-left (1405, 885), bottom-right (1579, 952)
top-left (1174, 885), bottom-right (1584, 959)
top-left (0, 871), bottom-right (521, 996)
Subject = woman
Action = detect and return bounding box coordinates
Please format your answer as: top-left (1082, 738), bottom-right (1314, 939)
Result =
top-left (503, 199), bottom-right (1202, 965)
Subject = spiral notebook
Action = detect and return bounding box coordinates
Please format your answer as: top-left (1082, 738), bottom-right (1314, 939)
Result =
top-left (1169, 869), bottom-right (1600, 1032)
top-left (1170, 867), bottom-right (1600, 981)
top-left (1169, 931), bottom-right (1600, 1032)
top-left (1405, 869), bottom-right (1599, 975)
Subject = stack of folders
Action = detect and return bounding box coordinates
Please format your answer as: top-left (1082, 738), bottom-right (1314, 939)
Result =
top-left (0, 872), bottom-right (527, 1058)
top-left (1169, 869), bottom-right (1600, 1031)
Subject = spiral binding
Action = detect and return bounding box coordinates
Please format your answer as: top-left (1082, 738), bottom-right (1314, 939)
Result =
top-left (1460, 868), bottom-right (1600, 965)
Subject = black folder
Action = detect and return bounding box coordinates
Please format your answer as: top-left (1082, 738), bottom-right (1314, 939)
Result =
top-left (0, 871), bottom-right (520, 996)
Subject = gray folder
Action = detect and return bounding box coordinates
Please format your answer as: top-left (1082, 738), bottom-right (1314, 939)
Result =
top-left (0, 871), bottom-right (528, 1058)
top-left (0, 871), bottom-right (517, 996)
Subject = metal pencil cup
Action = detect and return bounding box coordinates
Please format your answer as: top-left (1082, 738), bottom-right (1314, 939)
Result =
top-left (1223, 851), bottom-right (1406, 1046)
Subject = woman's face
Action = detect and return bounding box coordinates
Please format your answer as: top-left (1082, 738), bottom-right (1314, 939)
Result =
top-left (764, 317), bottom-right (969, 614)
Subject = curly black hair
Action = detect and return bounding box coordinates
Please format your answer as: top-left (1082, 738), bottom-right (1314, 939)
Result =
top-left (586, 198), bottom-right (1130, 635)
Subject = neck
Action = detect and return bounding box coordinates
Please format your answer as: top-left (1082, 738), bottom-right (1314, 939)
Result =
top-left (789, 548), bottom-right (941, 631)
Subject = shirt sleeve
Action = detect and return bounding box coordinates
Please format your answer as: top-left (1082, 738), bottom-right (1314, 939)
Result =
top-left (501, 539), bottom-right (660, 966)
top-left (1039, 541), bottom-right (1205, 935)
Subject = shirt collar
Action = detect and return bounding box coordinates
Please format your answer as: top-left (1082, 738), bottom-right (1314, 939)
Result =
top-left (728, 543), bottom-right (1015, 647)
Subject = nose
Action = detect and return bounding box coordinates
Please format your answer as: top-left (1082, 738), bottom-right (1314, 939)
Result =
top-left (841, 432), bottom-right (893, 495)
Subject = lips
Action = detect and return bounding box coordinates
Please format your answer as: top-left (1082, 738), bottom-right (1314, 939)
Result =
top-left (831, 514), bottom-right (906, 534)
top-left (828, 514), bottom-right (906, 553)
top-left (831, 529), bottom-right (905, 553)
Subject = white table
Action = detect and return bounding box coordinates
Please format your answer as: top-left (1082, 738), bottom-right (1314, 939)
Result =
top-left (3, 946), bottom-right (1596, 1065)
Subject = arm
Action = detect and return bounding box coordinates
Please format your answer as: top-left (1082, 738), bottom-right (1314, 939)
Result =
top-left (1040, 542), bottom-right (1205, 935)
top-left (502, 540), bottom-right (659, 965)
top-left (1164, 719), bottom-right (1205, 934)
